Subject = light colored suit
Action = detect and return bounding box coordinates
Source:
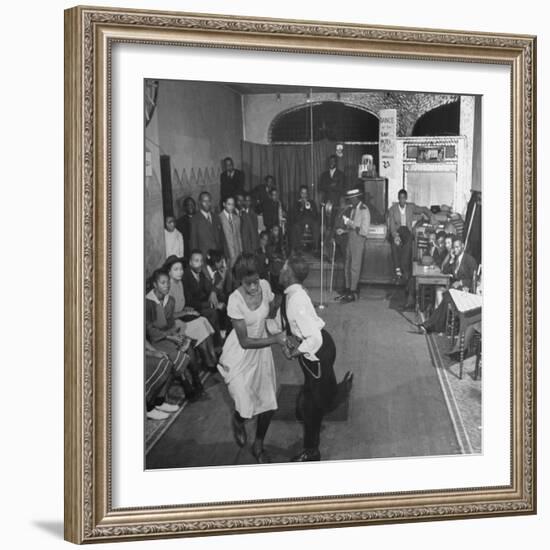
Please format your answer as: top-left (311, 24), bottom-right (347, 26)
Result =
top-left (345, 202), bottom-right (371, 292)
top-left (388, 202), bottom-right (427, 238)
top-left (219, 210), bottom-right (243, 267)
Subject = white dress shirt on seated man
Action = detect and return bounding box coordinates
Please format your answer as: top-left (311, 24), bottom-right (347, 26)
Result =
top-left (267, 283), bottom-right (324, 361)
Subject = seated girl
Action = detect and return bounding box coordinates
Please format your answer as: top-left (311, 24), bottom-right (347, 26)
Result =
top-left (146, 268), bottom-right (205, 398)
top-left (163, 256), bottom-right (219, 370)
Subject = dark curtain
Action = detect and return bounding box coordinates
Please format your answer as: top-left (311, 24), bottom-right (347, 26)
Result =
top-left (464, 191), bottom-right (481, 265)
top-left (242, 139), bottom-right (378, 219)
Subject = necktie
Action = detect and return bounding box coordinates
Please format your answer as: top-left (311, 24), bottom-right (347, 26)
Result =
top-left (280, 295), bottom-right (292, 336)
top-left (455, 256), bottom-right (461, 275)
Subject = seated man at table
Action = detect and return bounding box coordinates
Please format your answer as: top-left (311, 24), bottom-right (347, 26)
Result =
top-left (417, 236), bottom-right (477, 334)
top-left (423, 229), bottom-right (445, 267)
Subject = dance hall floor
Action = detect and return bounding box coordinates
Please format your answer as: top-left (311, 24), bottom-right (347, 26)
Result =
top-left (146, 285), bottom-right (472, 470)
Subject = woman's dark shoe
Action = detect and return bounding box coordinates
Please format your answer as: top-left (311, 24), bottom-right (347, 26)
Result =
top-left (193, 381), bottom-right (206, 397)
top-left (191, 372), bottom-right (206, 395)
top-left (291, 448), bottom-right (321, 462)
top-left (232, 416), bottom-right (247, 447)
top-left (415, 321), bottom-right (430, 333)
top-left (252, 443), bottom-right (272, 464)
top-left (182, 380), bottom-right (198, 402)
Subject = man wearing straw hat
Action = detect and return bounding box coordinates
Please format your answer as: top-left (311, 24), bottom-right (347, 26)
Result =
top-left (337, 188), bottom-right (371, 303)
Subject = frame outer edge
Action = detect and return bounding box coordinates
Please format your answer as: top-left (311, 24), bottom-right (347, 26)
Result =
top-left (64, 6), bottom-right (85, 545)
top-left (64, 6), bottom-right (537, 543)
top-left (531, 35), bottom-right (537, 514)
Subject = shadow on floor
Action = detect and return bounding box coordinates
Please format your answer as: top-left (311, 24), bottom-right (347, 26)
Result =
top-left (32, 520), bottom-right (64, 539)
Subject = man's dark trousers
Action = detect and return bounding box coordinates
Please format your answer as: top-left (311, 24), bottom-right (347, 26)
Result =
top-left (296, 330), bottom-right (338, 450)
top-left (391, 226), bottom-right (414, 282)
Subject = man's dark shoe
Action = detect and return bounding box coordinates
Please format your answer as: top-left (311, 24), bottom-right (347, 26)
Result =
top-left (291, 449), bottom-right (321, 462)
top-left (341, 292), bottom-right (357, 304)
top-left (335, 288), bottom-right (350, 301)
top-left (343, 371), bottom-right (354, 393)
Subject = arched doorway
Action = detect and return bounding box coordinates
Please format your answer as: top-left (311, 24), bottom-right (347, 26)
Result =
top-left (270, 101), bottom-right (379, 143)
top-left (411, 101), bottom-right (460, 136)
top-left (267, 102), bottom-right (380, 193)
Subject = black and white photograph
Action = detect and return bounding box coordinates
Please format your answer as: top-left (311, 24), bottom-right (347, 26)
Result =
top-left (143, 78), bottom-right (482, 469)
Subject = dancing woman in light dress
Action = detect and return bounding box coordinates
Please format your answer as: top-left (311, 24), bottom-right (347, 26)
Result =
top-left (217, 253), bottom-right (286, 463)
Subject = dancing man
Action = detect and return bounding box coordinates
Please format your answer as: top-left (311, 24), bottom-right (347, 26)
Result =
top-left (270, 255), bottom-right (352, 461)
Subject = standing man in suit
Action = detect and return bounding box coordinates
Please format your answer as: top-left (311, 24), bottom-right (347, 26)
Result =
top-left (387, 188), bottom-right (435, 285)
top-left (220, 157), bottom-right (245, 207)
top-left (252, 175), bottom-right (274, 215)
top-left (318, 155), bottom-right (345, 230)
top-left (190, 191), bottom-right (223, 258)
top-left (290, 185), bottom-right (320, 253)
top-left (219, 196), bottom-right (243, 269)
top-left (240, 192), bottom-right (259, 254)
top-left (337, 188), bottom-right (371, 303)
top-left (262, 187), bottom-right (286, 232)
top-left (175, 196), bottom-right (196, 261)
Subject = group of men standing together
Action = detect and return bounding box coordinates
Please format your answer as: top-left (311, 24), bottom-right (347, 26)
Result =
top-left (164, 155), bottom-right (373, 304)
top-left (164, 154), bottom-right (460, 310)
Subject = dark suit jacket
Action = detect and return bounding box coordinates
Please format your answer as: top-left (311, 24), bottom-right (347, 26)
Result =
top-left (189, 211), bottom-right (223, 257)
top-left (252, 184), bottom-right (271, 214)
top-left (220, 169), bottom-right (245, 203)
top-left (183, 268), bottom-right (213, 311)
top-left (318, 169), bottom-right (345, 205)
top-left (175, 213), bottom-right (193, 260)
top-left (240, 208), bottom-right (259, 254)
top-left (263, 199), bottom-right (282, 229)
top-left (426, 244), bottom-right (444, 268)
top-left (450, 252), bottom-right (477, 290)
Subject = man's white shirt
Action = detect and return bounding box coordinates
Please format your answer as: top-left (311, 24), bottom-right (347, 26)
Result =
top-left (267, 284), bottom-right (325, 361)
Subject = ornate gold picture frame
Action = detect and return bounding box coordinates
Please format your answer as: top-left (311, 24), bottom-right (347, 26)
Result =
top-left (64, 5), bottom-right (536, 544)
